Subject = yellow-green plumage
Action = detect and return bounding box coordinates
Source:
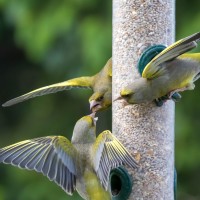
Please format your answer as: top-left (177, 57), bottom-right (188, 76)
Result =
top-left (179, 53), bottom-right (200, 63)
top-left (119, 32), bottom-right (200, 104)
top-left (2, 58), bottom-right (112, 112)
top-left (0, 114), bottom-right (138, 200)
top-left (83, 170), bottom-right (110, 200)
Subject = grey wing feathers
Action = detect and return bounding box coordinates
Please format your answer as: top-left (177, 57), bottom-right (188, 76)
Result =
top-left (142, 32), bottom-right (200, 79)
top-left (92, 131), bottom-right (138, 189)
top-left (154, 32), bottom-right (200, 66)
top-left (0, 136), bottom-right (77, 195)
top-left (2, 77), bottom-right (92, 107)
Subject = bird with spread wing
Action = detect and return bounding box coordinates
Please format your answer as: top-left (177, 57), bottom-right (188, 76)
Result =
top-left (118, 32), bottom-right (200, 104)
top-left (0, 113), bottom-right (138, 200)
top-left (3, 58), bottom-right (112, 113)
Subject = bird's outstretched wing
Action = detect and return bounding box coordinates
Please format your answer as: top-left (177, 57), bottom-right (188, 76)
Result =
top-left (91, 130), bottom-right (138, 189)
top-left (2, 77), bottom-right (93, 107)
top-left (142, 32), bottom-right (200, 79)
top-left (0, 136), bottom-right (79, 195)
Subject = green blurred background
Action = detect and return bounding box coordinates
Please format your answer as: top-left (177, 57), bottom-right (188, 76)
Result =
top-left (0, 0), bottom-right (199, 199)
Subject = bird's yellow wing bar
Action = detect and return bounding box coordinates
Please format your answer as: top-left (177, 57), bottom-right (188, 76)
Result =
top-left (3, 76), bottom-right (93, 107)
top-left (142, 32), bottom-right (200, 79)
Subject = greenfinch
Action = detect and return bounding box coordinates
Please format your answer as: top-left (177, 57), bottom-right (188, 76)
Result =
top-left (118, 32), bottom-right (200, 104)
top-left (3, 58), bottom-right (112, 112)
top-left (0, 113), bottom-right (138, 200)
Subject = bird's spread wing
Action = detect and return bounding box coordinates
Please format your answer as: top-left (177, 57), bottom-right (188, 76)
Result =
top-left (91, 130), bottom-right (138, 189)
top-left (2, 77), bottom-right (93, 107)
top-left (142, 32), bottom-right (200, 79)
top-left (0, 136), bottom-right (79, 195)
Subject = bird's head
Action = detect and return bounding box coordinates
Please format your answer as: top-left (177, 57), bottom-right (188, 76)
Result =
top-left (115, 79), bottom-right (149, 104)
top-left (114, 88), bottom-right (135, 104)
top-left (71, 113), bottom-right (98, 144)
top-left (89, 91), bottom-right (111, 112)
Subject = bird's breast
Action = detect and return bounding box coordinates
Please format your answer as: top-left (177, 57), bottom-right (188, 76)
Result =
top-left (76, 168), bottom-right (111, 200)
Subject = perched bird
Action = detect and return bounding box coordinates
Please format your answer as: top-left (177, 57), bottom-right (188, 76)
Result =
top-left (118, 32), bottom-right (200, 104)
top-left (0, 113), bottom-right (138, 200)
top-left (2, 58), bottom-right (112, 113)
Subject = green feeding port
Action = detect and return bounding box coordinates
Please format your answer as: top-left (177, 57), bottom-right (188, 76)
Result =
top-left (110, 166), bottom-right (133, 200)
top-left (137, 44), bottom-right (166, 76)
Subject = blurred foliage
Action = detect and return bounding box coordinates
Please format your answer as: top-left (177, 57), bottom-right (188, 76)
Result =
top-left (176, 1), bottom-right (200, 199)
top-left (0, 0), bottom-right (111, 200)
top-left (0, 0), bottom-right (199, 199)
top-left (0, 0), bottom-right (111, 73)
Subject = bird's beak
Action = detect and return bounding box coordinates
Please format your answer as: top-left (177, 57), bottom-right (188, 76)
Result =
top-left (90, 100), bottom-right (101, 112)
top-left (89, 112), bottom-right (98, 125)
top-left (113, 96), bottom-right (124, 102)
top-left (113, 96), bottom-right (130, 107)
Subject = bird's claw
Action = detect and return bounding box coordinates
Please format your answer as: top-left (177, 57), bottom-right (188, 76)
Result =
top-left (154, 92), bottom-right (182, 107)
top-left (171, 92), bottom-right (182, 102)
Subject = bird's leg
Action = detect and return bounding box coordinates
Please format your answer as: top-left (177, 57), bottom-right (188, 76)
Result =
top-left (171, 92), bottom-right (182, 102)
top-left (154, 92), bottom-right (182, 106)
top-left (167, 91), bottom-right (182, 102)
top-left (168, 85), bottom-right (194, 101)
top-left (169, 84), bottom-right (194, 97)
top-left (154, 97), bottom-right (167, 107)
top-left (167, 91), bottom-right (175, 99)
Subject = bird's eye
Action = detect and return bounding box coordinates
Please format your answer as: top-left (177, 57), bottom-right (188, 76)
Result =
top-left (97, 96), bottom-right (103, 101)
top-left (122, 94), bottom-right (130, 98)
